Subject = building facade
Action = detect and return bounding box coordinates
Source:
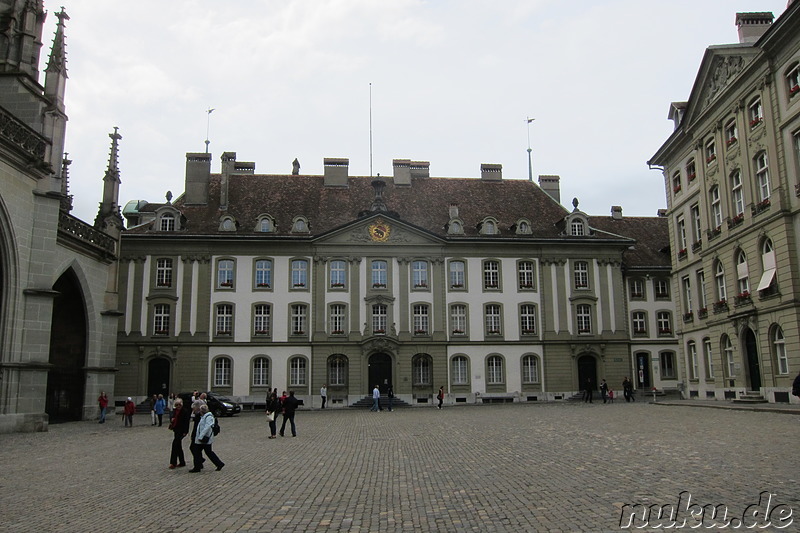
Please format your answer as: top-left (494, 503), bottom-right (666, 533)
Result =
top-left (649, 4), bottom-right (800, 402)
top-left (0, 4), bottom-right (122, 433)
top-left (117, 153), bottom-right (674, 408)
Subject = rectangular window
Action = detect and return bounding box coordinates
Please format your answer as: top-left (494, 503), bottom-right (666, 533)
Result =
top-left (672, 171), bottom-right (682, 194)
top-left (253, 304), bottom-right (271, 335)
top-left (731, 171), bottom-right (744, 216)
top-left (156, 258), bottom-right (173, 287)
top-left (725, 120), bottom-right (738, 147)
top-left (412, 261), bottom-right (429, 289)
top-left (690, 204), bottom-right (702, 245)
top-left (372, 260), bottom-right (388, 288)
top-left (657, 312), bottom-right (672, 335)
top-left (520, 304), bottom-right (537, 335)
top-left (485, 304), bottom-right (501, 335)
top-left (574, 261), bottom-right (589, 289)
top-left (214, 358), bottom-right (231, 387)
top-left (518, 261), bottom-right (535, 290)
top-left (676, 215), bottom-right (687, 252)
top-left (755, 152), bottom-right (770, 202)
top-left (253, 358), bottom-right (269, 387)
top-left (660, 352), bottom-right (676, 379)
top-left (688, 342), bottom-right (698, 380)
top-left (291, 304), bottom-right (307, 335)
top-left (686, 159), bottom-right (696, 182)
top-left (697, 270), bottom-right (707, 310)
top-left (449, 261), bottom-right (465, 289)
top-left (452, 357), bottom-right (468, 385)
top-left (655, 279), bottom-right (670, 298)
top-left (413, 304), bottom-right (429, 335)
top-left (725, 340), bottom-right (735, 377)
top-left (487, 356), bottom-right (504, 384)
top-left (330, 304), bottom-right (345, 335)
top-left (682, 277), bottom-right (692, 314)
top-left (217, 259), bottom-right (234, 288)
top-left (483, 260), bottom-right (499, 289)
top-left (705, 139), bottom-right (716, 164)
top-left (450, 304), bottom-right (466, 335)
top-left (216, 304), bottom-right (233, 336)
top-left (632, 311), bottom-right (646, 335)
top-left (153, 303), bottom-right (170, 336)
top-left (329, 260), bottom-right (346, 288)
top-left (748, 97), bottom-right (763, 127)
top-left (704, 339), bottom-right (714, 379)
top-left (291, 259), bottom-right (308, 288)
top-left (255, 259), bottom-right (272, 288)
top-left (576, 304), bottom-right (591, 333)
top-left (290, 358), bottom-right (306, 386)
top-left (372, 304), bottom-right (387, 334)
top-left (788, 64), bottom-right (800, 96)
top-left (522, 356), bottom-right (539, 384)
top-left (630, 279), bottom-right (644, 298)
top-left (710, 187), bottom-right (722, 230)
top-left (329, 358), bottom-right (346, 386)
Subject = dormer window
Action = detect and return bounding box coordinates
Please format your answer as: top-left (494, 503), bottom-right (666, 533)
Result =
top-left (448, 219), bottom-right (464, 235)
top-left (292, 217), bottom-right (309, 233)
top-left (219, 216), bottom-right (236, 232)
top-left (479, 218), bottom-right (498, 236)
top-left (515, 219), bottom-right (532, 235)
top-left (570, 219), bottom-right (585, 236)
top-left (160, 213), bottom-right (175, 232)
top-left (255, 215), bottom-right (274, 233)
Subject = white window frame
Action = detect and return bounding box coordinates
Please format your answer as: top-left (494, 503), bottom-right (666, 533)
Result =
top-left (214, 357), bottom-right (232, 387)
top-left (450, 304), bottom-right (467, 336)
top-left (330, 304), bottom-right (345, 335)
top-left (522, 355), bottom-right (540, 384)
top-left (291, 304), bottom-right (307, 335)
top-left (255, 259), bottom-right (272, 288)
top-left (253, 304), bottom-right (271, 336)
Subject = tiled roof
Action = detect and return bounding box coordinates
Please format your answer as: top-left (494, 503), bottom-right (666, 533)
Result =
top-left (589, 216), bottom-right (671, 268)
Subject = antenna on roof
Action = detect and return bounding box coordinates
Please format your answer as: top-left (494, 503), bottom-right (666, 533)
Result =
top-left (526, 117), bottom-right (535, 182)
top-left (369, 83), bottom-right (373, 178)
top-left (205, 107), bottom-right (215, 153)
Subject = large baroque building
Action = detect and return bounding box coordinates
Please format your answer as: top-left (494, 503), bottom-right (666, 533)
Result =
top-left (117, 153), bottom-right (675, 408)
top-left (649, 4), bottom-right (800, 402)
top-left (0, 3), bottom-right (123, 433)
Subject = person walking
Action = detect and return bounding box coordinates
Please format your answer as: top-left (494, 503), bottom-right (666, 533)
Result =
top-left (190, 403), bottom-right (224, 472)
top-left (320, 384), bottom-right (327, 409)
top-left (155, 394), bottom-right (166, 426)
top-left (599, 379), bottom-right (609, 404)
top-left (387, 385), bottom-right (394, 412)
top-left (370, 385), bottom-right (381, 412)
top-left (149, 394), bottom-right (158, 426)
top-left (437, 386), bottom-right (444, 409)
top-left (123, 397), bottom-right (135, 427)
top-left (279, 390), bottom-right (300, 437)
top-left (168, 398), bottom-right (190, 469)
top-left (266, 390), bottom-right (281, 439)
top-left (97, 391), bottom-right (108, 423)
top-left (623, 377), bottom-right (635, 402)
top-left (583, 378), bottom-right (593, 403)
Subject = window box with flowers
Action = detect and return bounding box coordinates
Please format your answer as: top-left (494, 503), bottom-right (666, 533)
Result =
top-left (373, 329), bottom-right (385, 335)
top-left (735, 291), bottom-right (752, 306)
top-left (487, 330), bottom-right (501, 336)
top-left (254, 330), bottom-right (269, 336)
top-left (330, 282), bottom-right (345, 288)
top-left (257, 283), bottom-right (271, 289)
top-left (688, 172), bottom-right (697, 183)
top-left (752, 198), bottom-right (770, 215)
top-left (708, 226), bottom-right (722, 241)
top-left (658, 328), bottom-right (672, 336)
top-left (673, 184), bottom-right (682, 194)
top-left (790, 84), bottom-right (800, 97)
top-left (692, 241), bottom-right (703, 252)
top-left (154, 330), bottom-right (169, 336)
top-left (727, 213), bottom-right (744, 229)
top-left (413, 283), bottom-right (428, 289)
top-left (216, 331), bottom-right (232, 336)
top-left (713, 300), bottom-right (728, 314)
top-left (451, 283), bottom-right (464, 289)
top-left (331, 330), bottom-right (344, 335)
top-left (726, 137), bottom-right (737, 147)
top-left (697, 307), bottom-right (708, 319)
top-left (372, 283), bottom-right (386, 289)
top-left (519, 283), bottom-right (534, 289)
top-left (521, 329), bottom-right (537, 335)
top-left (706, 154), bottom-right (716, 164)
top-left (682, 311), bottom-right (694, 322)
top-left (291, 330), bottom-right (306, 336)
top-left (219, 281), bottom-right (233, 288)
top-left (577, 328), bottom-right (591, 334)
top-left (293, 283), bottom-right (306, 288)
top-left (749, 117), bottom-right (762, 128)
top-left (677, 248), bottom-right (688, 260)
top-left (451, 329), bottom-right (465, 335)
top-left (633, 328), bottom-right (647, 336)
top-left (414, 330), bottom-right (429, 335)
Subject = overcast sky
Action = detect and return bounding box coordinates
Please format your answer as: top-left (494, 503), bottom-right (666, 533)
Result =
top-left (52, 0), bottom-right (792, 224)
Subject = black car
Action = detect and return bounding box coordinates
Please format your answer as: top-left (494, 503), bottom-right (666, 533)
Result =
top-left (178, 392), bottom-right (241, 417)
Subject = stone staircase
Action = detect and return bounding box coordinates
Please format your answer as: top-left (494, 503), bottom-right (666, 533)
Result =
top-left (350, 395), bottom-right (411, 409)
top-left (732, 391), bottom-right (768, 404)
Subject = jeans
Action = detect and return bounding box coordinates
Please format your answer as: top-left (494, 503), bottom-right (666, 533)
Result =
top-left (99, 407), bottom-right (106, 423)
top-left (280, 412), bottom-right (297, 436)
top-left (370, 397), bottom-right (380, 411)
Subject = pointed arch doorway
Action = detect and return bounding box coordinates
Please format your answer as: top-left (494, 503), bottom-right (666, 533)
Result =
top-left (368, 353), bottom-right (392, 394)
top-left (46, 270), bottom-right (87, 423)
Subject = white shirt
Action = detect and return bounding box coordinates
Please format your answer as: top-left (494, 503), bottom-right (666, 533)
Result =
top-left (373, 387), bottom-right (380, 399)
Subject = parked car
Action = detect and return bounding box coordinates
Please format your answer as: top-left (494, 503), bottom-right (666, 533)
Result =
top-left (178, 392), bottom-right (241, 417)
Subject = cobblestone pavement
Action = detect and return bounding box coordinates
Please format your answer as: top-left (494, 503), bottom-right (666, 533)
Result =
top-left (1, 401), bottom-right (798, 533)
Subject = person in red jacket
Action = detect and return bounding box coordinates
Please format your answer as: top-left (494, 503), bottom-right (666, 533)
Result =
top-left (123, 397), bottom-right (136, 427)
top-left (97, 392), bottom-right (109, 424)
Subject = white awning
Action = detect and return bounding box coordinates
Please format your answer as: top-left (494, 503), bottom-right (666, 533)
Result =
top-left (756, 269), bottom-right (776, 291)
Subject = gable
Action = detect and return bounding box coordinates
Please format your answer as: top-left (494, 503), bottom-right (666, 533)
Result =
top-left (314, 215), bottom-right (445, 246)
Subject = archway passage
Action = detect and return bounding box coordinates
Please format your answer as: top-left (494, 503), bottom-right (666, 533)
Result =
top-left (577, 354), bottom-right (597, 391)
top-left (148, 357), bottom-right (170, 397)
top-left (368, 352), bottom-right (392, 395)
top-left (744, 328), bottom-right (761, 391)
top-left (46, 270), bottom-right (87, 423)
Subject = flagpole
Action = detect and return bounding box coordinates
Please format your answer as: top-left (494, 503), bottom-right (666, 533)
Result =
top-left (205, 108), bottom-right (215, 153)
top-left (526, 117), bottom-right (535, 182)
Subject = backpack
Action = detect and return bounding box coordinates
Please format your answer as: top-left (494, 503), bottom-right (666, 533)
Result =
top-left (212, 419), bottom-right (221, 436)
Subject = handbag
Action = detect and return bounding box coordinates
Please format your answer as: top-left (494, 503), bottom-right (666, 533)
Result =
top-left (266, 411), bottom-right (275, 422)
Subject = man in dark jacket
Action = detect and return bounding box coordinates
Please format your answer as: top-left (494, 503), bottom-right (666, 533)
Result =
top-left (279, 390), bottom-right (300, 437)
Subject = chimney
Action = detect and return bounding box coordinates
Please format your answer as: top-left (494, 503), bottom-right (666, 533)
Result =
top-left (324, 157), bottom-right (349, 187)
top-left (657, 209), bottom-right (668, 217)
top-left (611, 206), bottom-right (623, 220)
top-left (185, 152), bottom-right (212, 205)
top-left (393, 159), bottom-right (411, 186)
top-left (410, 161), bottom-right (429, 178)
top-left (480, 163), bottom-right (502, 181)
top-left (538, 175), bottom-right (561, 203)
top-left (736, 12), bottom-right (774, 43)
top-left (449, 204), bottom-right (459, 219)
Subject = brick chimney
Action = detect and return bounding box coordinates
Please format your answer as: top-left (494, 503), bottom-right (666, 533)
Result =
top-left (736, 12), bottom-right (774, 43)
top-left (324, 157), bottom-right (349, 187)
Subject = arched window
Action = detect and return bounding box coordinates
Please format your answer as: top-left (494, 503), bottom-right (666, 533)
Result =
top-left (328, 355), bottom-right (348, 386)
top-left (687, 341), bottom-right (698, 380)
top-left (252, 357), bottom-right (270, 387)
top-left (160, 213), bottom-right (175, 232)
top-left (715, 261), bottom-right (727, 302)
top-left (412, 354), bottom-right (431, 386)
top-left (487, 355), bottom-right (504, 384)
top-left (731, 171), bottom-right (744, 217)
top-left (709, 186), bottom-right (722, 230)
top-left (755, 152), bottom-right (770, 202)
top-left (773, 326), bottom-right (788, 375)
top-left (571, 219), bottom-right (585, 236)
top-left (736, 250), bottom-right (750, 296)
top-left (214, 357), bottom-right (232, 387)
top-left (722, 335), bottom-right (735, 377)
top-left (521, 355), bottom-right (539, 384)
top-left (289, 357), bottom-right (306, 386)
top-left (451, 356), bottom-right (468, 385)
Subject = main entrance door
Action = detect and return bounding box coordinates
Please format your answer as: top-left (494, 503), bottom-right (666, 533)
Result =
top-left (368, 353), bottom-right (392, 394)
top-left (744, 328), bottom-right (761, 391)
top-left (636, 352), bottom-right (651, 389)
top-left (577, 354), bottom-right (597, 391)
top-left (148, 357), bottom-right (170, 397)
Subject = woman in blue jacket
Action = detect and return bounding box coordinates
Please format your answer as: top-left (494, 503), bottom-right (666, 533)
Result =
top-left (189, 403), bottom-right (224, 472)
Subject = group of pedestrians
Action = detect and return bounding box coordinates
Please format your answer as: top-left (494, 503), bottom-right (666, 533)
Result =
top-left (266, 389), bottom-right (300, 437)
top-left (583, 378), bottom-right (634, 404)
top-left (167, 391), bottom-right (225, 473)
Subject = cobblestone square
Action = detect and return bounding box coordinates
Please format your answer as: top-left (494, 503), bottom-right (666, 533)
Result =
top-left (1, 402), bottom-right (798, 532)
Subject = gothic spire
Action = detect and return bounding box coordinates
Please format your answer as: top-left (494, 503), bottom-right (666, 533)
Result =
top-left (95, 127), bottom-right (124, 232)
